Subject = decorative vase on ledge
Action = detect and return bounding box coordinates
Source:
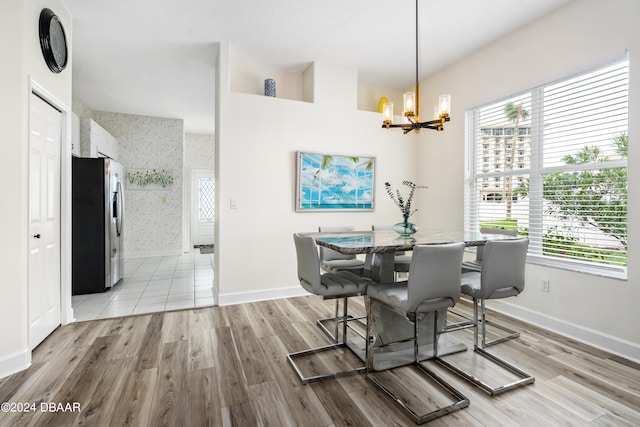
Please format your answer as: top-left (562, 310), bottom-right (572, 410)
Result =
top-left (264, 78), bottom-right (276, 97)
top-left (393, 215), bottom-right (419, 237)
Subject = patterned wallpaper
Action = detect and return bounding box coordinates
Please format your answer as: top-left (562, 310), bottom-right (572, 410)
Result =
top-left (93, 112), bottom-right (185, 255)
top-left (184, 133), bottom-right (215, 170)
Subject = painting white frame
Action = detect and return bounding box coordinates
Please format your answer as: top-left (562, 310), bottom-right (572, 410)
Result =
top-left (296, 151), bottom-right (375, 212)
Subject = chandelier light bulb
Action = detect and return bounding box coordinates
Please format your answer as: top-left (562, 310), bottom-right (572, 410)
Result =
top-left (382, 102), bottom-right (394, 125)
top-left (439, 94), bottom-right (451, 117)
top-left (403, 92), bottom-right (416, 117)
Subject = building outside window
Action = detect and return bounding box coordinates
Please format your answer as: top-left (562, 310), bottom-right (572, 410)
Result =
top-left (465, 57), bottom-right (629, 277)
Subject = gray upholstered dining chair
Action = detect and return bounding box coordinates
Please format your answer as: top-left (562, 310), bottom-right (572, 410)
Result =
top-left (437, 238), bottom-right (535, 396)
top-left (287, 233), bottom-right (371, 383)
top-left (457, 227), bottom-right (520, 345)
top-left (461, 227), bottom-right (518, 273)
top-left (318, 226), bottom-right (365, 275)
top-left (316, 226), bottom-right (367, 340)
top-left (365, 242), bottom-right (469, 424)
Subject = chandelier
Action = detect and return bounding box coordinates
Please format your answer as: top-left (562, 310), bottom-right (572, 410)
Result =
top-left (381, 0), bottom-right (451, 134)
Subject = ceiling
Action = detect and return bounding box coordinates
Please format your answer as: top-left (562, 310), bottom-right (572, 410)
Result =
top-left (65, 0), bottom-right (572, 134)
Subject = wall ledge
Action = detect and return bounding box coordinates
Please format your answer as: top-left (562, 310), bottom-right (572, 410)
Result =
top-left (0, 348), bottom-right (31, 380)
top-left (488, 299), bottom-right (640, 364)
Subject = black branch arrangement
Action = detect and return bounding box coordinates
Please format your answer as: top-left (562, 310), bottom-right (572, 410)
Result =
top-left (384, 181), bottom-right (428, 219)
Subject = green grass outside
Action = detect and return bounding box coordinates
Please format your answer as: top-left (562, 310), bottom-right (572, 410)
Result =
top-left (478, 219), bottom-right (627, 266)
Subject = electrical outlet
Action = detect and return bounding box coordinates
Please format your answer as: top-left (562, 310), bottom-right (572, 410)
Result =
top-left (541, 279), bottom-right (550, 293)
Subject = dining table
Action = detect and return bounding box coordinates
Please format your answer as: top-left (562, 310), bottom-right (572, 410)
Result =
top-left (306, 228), bottom-right (519, 370)
top-left (311, 228), bottom-right (514, 282)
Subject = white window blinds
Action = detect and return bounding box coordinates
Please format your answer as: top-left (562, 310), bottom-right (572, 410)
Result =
top-left (465, 58), bottom-right (628, 275)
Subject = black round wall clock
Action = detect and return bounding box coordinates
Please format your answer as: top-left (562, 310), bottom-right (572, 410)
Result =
top-left (39, 8), bottom-right (68, 73)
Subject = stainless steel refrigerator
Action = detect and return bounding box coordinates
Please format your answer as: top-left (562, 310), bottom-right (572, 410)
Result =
top-left (72, 157), bottom-right (125, 294)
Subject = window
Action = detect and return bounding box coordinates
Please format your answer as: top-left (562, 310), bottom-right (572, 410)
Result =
top-left (465, 58), bottom-right (629, 277)
top-left (198, 177), bottom-right (215, 223)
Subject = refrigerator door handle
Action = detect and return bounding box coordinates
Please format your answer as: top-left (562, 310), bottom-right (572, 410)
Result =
top-left (115, 181), bottom-right (124, 237)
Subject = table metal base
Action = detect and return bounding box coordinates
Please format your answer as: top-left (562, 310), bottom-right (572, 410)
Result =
top-left (340, 303), bottom-right (467, 371)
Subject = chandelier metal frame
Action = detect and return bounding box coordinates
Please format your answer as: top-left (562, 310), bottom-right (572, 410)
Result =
top-left (381, 0), bottom-right (450, 134)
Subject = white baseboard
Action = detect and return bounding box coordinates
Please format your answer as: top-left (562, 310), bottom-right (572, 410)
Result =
top-left (123, 249), bottom-right (183, 259)
top-left (219, 286), bottom-right (309, 306)
top-left (488, 299), bottom-right (640, 364)
top-left (63, 305), bottom-right (75, 325)
top-left (0, 348), bottom-right (31, 380)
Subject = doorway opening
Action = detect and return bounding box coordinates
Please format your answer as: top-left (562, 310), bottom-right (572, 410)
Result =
top-left (191, 169), bottom-right (215, 248)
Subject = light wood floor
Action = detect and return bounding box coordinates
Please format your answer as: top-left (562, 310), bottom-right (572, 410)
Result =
top-left (1, 296), bottom-right (638, 426)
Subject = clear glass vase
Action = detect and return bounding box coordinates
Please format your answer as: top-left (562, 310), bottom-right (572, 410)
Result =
top-left (392, 216), bottom-right (419, 237)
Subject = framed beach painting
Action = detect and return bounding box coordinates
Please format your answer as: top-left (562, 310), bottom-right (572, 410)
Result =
top-left (296, 151), bottom-right (375, 211)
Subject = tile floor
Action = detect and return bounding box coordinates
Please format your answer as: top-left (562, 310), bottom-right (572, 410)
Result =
top-left (72, 250), bottom-right (215, 321)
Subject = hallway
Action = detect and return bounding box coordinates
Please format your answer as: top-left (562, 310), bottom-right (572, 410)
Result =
top-left (71, 250), bottom-right (215, 321)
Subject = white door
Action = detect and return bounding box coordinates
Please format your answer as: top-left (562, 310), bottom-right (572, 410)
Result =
top-left (29, 93), bottom-right (61, 349)
top-left (191, 170), bottom-right (215, 246)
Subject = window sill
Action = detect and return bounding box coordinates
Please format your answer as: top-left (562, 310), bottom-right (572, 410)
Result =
top-left (526, 254), bottom-right (627, 281)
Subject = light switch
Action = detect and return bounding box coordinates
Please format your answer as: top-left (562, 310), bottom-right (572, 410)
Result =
top-left (230, 198), bottom-right (238, 209)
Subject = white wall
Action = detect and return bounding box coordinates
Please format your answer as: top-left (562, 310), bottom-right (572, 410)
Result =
top-left (417, 0), bottom-right (640, 361)
top-left (216, 44), bottom-right (422, 303)
top-left (79, 118), bottom-right (119, 159)
top-left (72, 96), bottom-right (94, 119)
top-left (357, 82), bottom-right (403, 114)
top-left (0, 0), bottom-right (72, 377)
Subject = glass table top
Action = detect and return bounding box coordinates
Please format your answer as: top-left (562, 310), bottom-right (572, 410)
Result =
top-left (308, 229), bottom-right (515, 254)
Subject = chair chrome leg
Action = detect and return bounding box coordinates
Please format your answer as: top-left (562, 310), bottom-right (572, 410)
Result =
top-left (473, 298), bottom-right (480, 349)
top-left (365, 296), bottom-right (375, 373)
top-left (436, 297), bottom-right (535, 396)
top-left (366, 363), bottom-right (469, 424)
top-left (288, 298), bottom-right (366, 384)
top-left (342, 296), bottom-right (349, 344)
top-left (433, 310), bottom-right (438, 358)
top-left (436, 347), bottom-right (535, 396)
top-left (365, 301), bottom-right (470, 424)
top-left (480, 299), bottom-right (486, 349)
top-left (287, 342), bottom-right (365, 384)
top-left (449, 301), bottom-right (519, 348)
top-left (482, 319), bottom-right (520, 347)
top-left (334, 298), bottom-right (341, 342)
top-left (445, 308), bottom-right (475, 330)
top-left (452, 299), bottom-right (520, 349)
top-left (414, 311), bottom-right (419, 363)
top-left (479, 298), bottom-right (520, 348)
top-left (316, 297), bottom-right (365, 343)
